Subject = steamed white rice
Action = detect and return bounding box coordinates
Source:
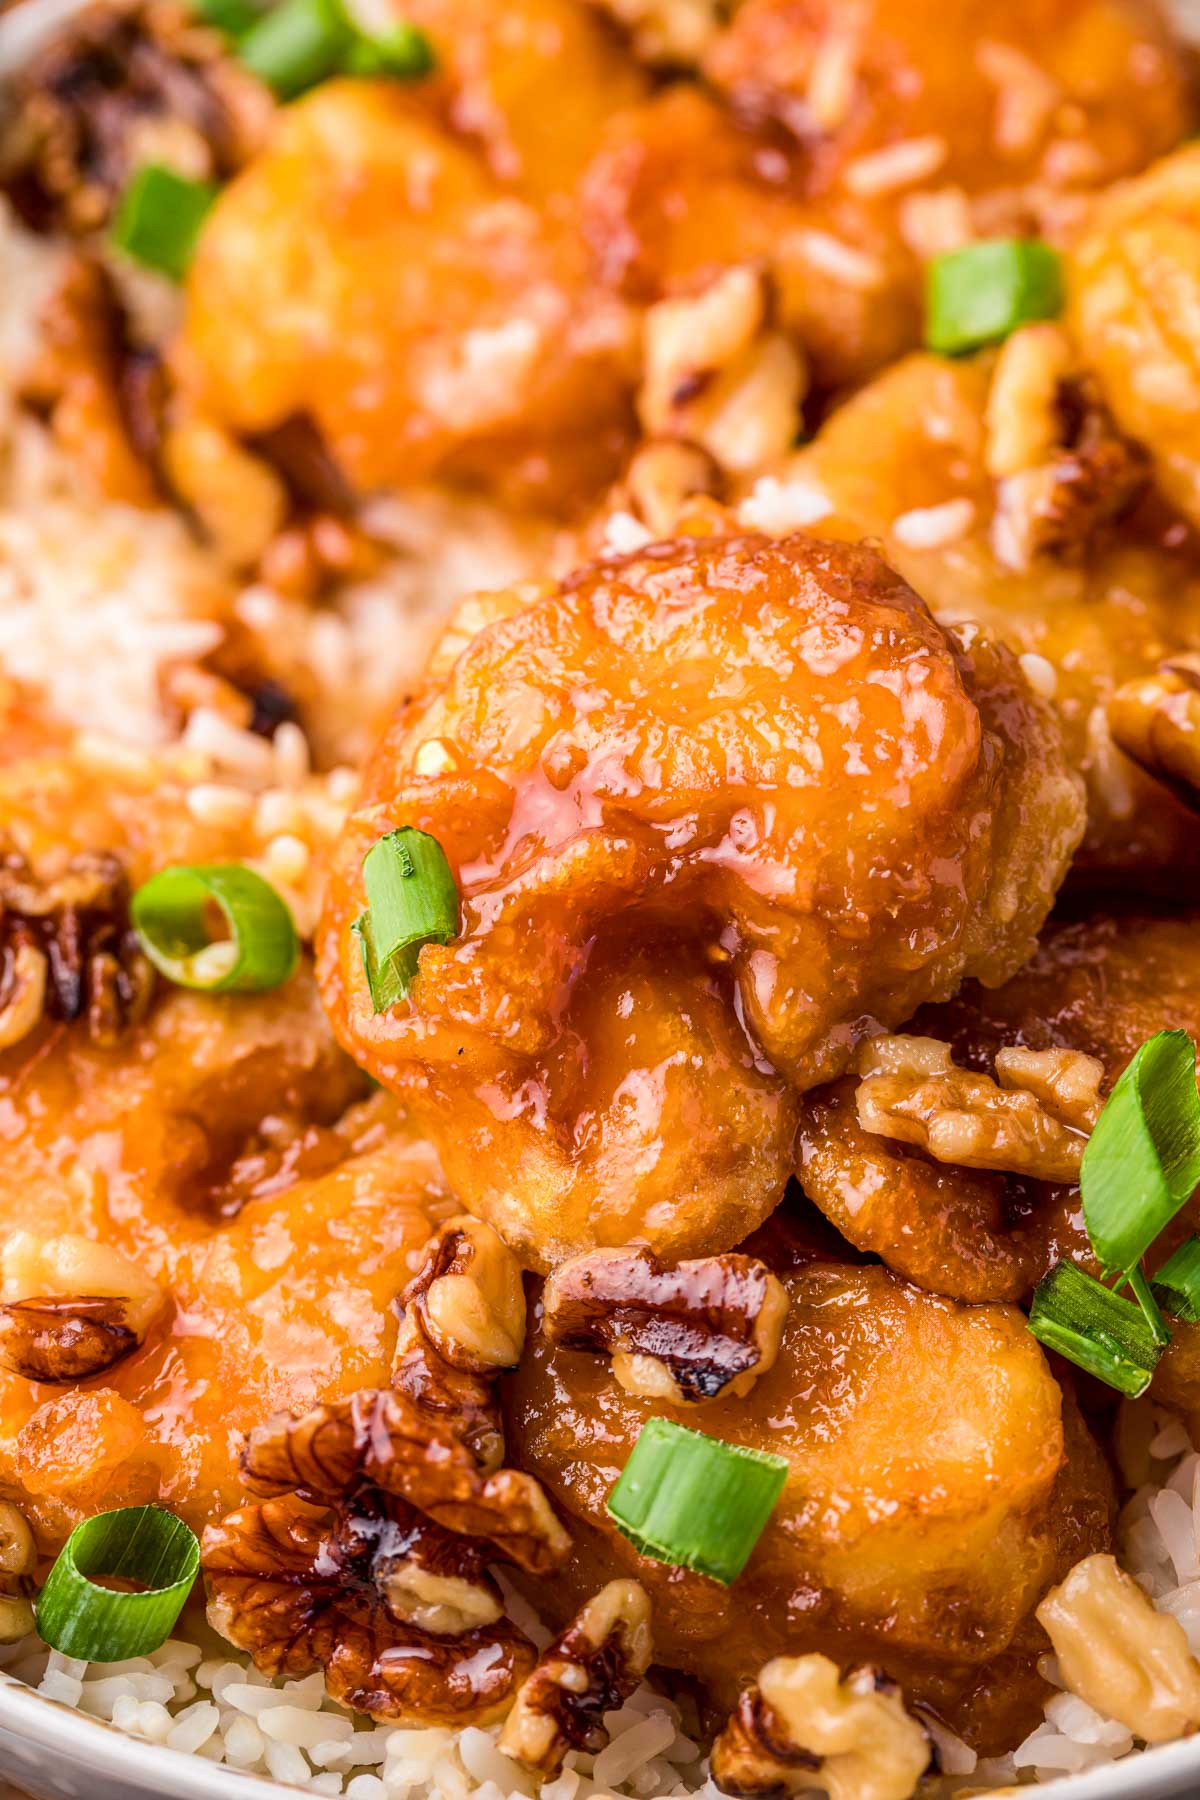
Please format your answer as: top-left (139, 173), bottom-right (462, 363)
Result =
top-left (2, 1404), bottom-right (1200, 1798)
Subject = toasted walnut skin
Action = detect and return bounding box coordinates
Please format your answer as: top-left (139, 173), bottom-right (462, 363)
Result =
top-left (320, 531), bottom-right (1082, 1272)
top-left (542, 1247), bottom-right (788, 1403)
top-left (505, 1263), bottom-right (1115, 1752)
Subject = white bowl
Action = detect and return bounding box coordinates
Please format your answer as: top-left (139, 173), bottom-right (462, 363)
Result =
top-left (4, 1673), bottom-right (1200, 1800)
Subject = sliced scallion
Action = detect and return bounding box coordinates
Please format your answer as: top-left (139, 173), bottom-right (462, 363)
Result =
top-left (352, 827), bottom-right (458, 1013)
top-left (236, 0), bottom-right (433, 97)
top-left (605, 1417), bottom-right (787, 1586)
top-left (342, 19), bottom-right (434, 77)
top-left (1081, 1030), bottom-right (1200, 1277)
top-left (1028, 1260), bottom-right (1163, 1398)
top-left (236, 0), bottom-right (352, 97)
top-left (1152, 1236), bottom-right (1200, 1323)
top-left (193, 0), bottom-right (262, 38)
top-left (132, 863), bottom-right (299, 992)
top-left (110, 165), bottom-right (218, 283)
top-left (36, 1506), bottom-right (199, 1661)
top-left (1122, 1262), bottom-right (1172, 1345)
top-left (925, 238), bottom-right (1062, 356)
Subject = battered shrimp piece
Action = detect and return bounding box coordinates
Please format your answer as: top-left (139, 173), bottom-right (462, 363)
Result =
top-left (1070, 144), bottom-right (1200, 529)
top-left (320, 531), bottom-right (1084, 1271)
top-left (796, 911), bottom-right (1200, 1303)
top-left (580, 0), bottom-right (1189, 392)
top-left (782, 350), bottom-right (1200, 886)
top-left (0, 1096), bottom-right (446, 1544)
top-left (178, 77), bottom-right (638, 515)
top-left (504, 1264), bottom-right (1115, 1750)
top-left (705, 0), bottom-right (1187, 214)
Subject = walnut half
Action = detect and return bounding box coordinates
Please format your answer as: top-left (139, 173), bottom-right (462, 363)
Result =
top-left (855, 1035), bottom-right (1104, 1183)
top-left (1109, 655), bottom-right (1200, 816)
top-left (204, 1495), bottom-right (535, 1726)
top-left (1038, 1554), bottom-right (1200, 1745)
top-left (0, 852), bottom-right (155, 1052)
top-left (711, 1655), bottom-right (931, 1800)
top-left (542, 1247), bottom-right (788, 1404)
top-left (499, 1580), bottom-right (653, 1776)
top-left (0, 1232), bottom-right (165, 1382)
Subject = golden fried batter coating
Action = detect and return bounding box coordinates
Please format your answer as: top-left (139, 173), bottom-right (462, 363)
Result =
top-left (178, 69), bottom-right (638, 513)
top-left (785, 350), bottom-right (1200, 886)
top-left (321, 531), bottom-right (1083, 1270)
top-left (505, 1264), bottom-right (1115, 1750)
top-left (796, 911), bottom-right (1200, 1303)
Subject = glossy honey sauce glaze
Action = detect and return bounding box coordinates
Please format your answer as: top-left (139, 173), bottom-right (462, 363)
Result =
top-left (2, 0), bottom-right (1200, 1793)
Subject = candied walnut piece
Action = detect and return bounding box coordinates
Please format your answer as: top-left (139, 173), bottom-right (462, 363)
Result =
top-left (0, 1500), bottom-right (35, 1645)
top-left (0, 0), bottom-right (273, 234)
top-left (203, 1495), bottom-right (536, 1725)
top-left (0, 1231), bottom-right (165, 1383)
top-left (1109, 656), bottom-right (1200, 816)
top-left (1038, 1554), bottom-right (1200, 1745)
top-left (711, 1656), bottom-right (931, 1800)
top-left (0, 851), bottom-right (155, 1050)
top-left (241, 1388), bottom-right (568, 1575)
top-left (500, 1580), bottom-right (652, 1776)
top-left (392, 1215), bottom-right (527, 1474)
top-left (542, 1248), bottom-right (788, 1404)
top-left (855, 1035), bottom-right (1103, 1184)
top-left (638, 267), bottom-right (807, 475)
top-left (989, 363), bottom-right (1149, 574)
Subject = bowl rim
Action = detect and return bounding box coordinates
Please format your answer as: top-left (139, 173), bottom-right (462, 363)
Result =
top-left (4, 1669), bottom-right (1200, 1800)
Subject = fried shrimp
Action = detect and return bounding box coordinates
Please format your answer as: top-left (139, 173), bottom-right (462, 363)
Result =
top-left (321, 529), bottom-right (1083, 1270)
top-left (505, 1262), bottom-right (1115, 1751)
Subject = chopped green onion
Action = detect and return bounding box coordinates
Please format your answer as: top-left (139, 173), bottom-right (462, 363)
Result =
top-left (132, 864), bottom-right (299, 992)
top-left (605, 1417), bottom-right (787, 1586)
top-left (1081, 1030), bottom-right (1200, 1277)
top-left (1152, 1236), bottom-right (1200, 1323)
top-left (110, 165), bottom-right (218, 283)
top-left (236, 0), bottom-right (433, 98)
top-left (352, 827), bottom-right (458, 1013)
top-left (236, 0), bottom-right (351, 96)
top-left (1028, 1260), bottom-right (1164, 1398)
top-left (925, 238), bottom-right (1063, 356)
top-left (342, 19), bottom-right (434, 76)
top-left (36, 1506), bottom-right (199, 1661)
top-left (193, 0), bottom-right (262, 38)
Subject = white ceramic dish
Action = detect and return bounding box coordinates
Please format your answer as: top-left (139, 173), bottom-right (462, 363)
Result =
top-left (3, 1673), bottom-right (1200, 1800)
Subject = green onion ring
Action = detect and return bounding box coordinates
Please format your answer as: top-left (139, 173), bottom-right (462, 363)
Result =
top-left (1152, 1236), bottom-right (1200, 1323)
top-left (606, 1417), bottom-right (787, 1586)
top-left (36, 1506), bottom-right (200, 1662)
top-left (110, 165), bottom-right (219, 284)
top-left (132, 863), bottom-right (299, 992)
